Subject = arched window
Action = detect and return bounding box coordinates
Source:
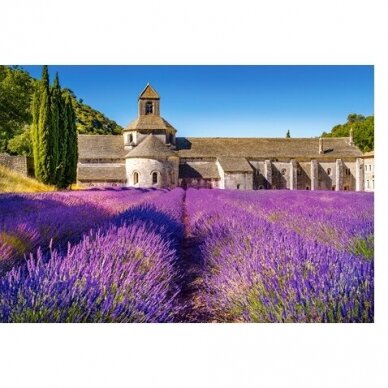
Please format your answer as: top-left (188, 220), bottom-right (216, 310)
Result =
top-left (258, 185), bottom-right (264, 190)
top-left (145, 101), bottom-right (153, 115)
top-left (237, 184), bottom-right (241, 189)
top-left (345, 168), bottom-right (351, 176)
top-left (327, 168), bottom-right (331, 175)
top-left (306, 186), bottom-right (310, 190)
top-left (152, 172), bottom-right (158, 185)
top-left (281, 168), bottom-right (286, 176)
top-left (133, 172), bottom-right (139, 185)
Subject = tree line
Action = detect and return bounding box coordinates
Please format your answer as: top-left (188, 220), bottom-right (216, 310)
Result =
top-left (321, 114), bottom-right (374, 152)
top-left (32, 66), bottom-right (78, 188)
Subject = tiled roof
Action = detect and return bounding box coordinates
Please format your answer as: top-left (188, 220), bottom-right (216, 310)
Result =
top-left (78, 135), bottom-right (126, 159)
top-left (176, 137), bottom-right (363, 159)
top-left (217, 157), bottom-right (253, 172)
top-left (125, 135), bottom-right (178, 159)
top-left (77, 164), bottom-right (126, 181)
top-left (179, 162), bottom-right (220, 179)
top-left (124, 116), bottom-right (177, 134)
top-left (139, 84), bottom-right (160, 99)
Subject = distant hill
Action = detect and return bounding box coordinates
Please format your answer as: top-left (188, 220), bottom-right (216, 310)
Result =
top-left (321, 114), bottom-right (374, 153)
top-left (0, 164), bottom-right (54, 192)
top-left (0, 66), bottom-right (122, 156)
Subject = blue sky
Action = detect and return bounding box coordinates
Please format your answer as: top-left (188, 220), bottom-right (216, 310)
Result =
top-left (21, 65), bottom-right (373, 138)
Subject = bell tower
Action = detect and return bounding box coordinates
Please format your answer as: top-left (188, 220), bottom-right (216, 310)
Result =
top-left (138, 83), bottom-right (160, 116)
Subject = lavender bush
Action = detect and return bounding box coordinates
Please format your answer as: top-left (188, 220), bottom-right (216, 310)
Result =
top-left (185, 189), bottom-right (374, 323)
top-left (0, 187), bottom-right (373, 323)
top-left (0, 189), bottom-right (185, 323)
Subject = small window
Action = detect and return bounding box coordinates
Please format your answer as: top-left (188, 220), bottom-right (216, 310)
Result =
top-left (344, 186), bottom-right (349, 191)
top-left (345, 168), bottom-right (351, 176)
top-left (258, 185), bottom-right (264, 190)
top-left (369, 165), bottom-right (372, 171)
top-left (237, 184), bottom-right (241, 189)
top-left (332, 186), bottom-right (335, 191)
top-left (152, 172), bottom-right (158, 185)
top-left (305, 186), bottom-right (310, 190)
top-left (366, 180), bottom-right (369, 189)
top-left (281, 168), bottom-right (287, 176)
top-left (327, 168), bottom-right (331, 175)
top-left (365, 165), bottom-right (368, 171)
top-left (145, 101), bottom-right (153, 115)
top-left (133, 172), bottom-right (139, 185)
top-left (372, 179), bottom-right (374, 189)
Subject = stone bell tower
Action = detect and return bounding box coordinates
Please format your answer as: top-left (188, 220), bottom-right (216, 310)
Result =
top-left (138, 83), bottom-right (161, 116)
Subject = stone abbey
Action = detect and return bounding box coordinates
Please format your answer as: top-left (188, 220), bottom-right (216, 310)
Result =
top-left (77, 84), bottom-right (374, 191)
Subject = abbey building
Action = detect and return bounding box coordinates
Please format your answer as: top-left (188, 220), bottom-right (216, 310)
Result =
top-left (77, 84), bottom-right (374, 191)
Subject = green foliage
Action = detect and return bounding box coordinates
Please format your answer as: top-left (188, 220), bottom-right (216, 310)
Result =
top-left (0, 66), bottom-right (122, 156)
top-left (322, 114), bottom-right (374, 152)
top-left (35, 65), bottom-right (57, 185)
top-left (72, 97), bottom-right (122, 135)
top-left (0, 66), bottom-right (35, 151)
top-left (60, 92), bottom-right (78, 188)
top-left (7, 127), bottom-right (32, 156)
top-left (30, 68), bottom-right (79, 188)
top-left (350, 235), bottom-right (374, 260)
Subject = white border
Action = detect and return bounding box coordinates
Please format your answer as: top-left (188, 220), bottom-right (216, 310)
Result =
top-left (1, 1), bottom-right (387, 387)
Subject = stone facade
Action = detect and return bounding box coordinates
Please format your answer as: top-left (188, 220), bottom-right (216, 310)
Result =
top-left (76, 84), bottom-right (373, 192)
top-left (363, 152), bottom-right (374, 192)
top-left (0, 153), bottom-right (29, 176)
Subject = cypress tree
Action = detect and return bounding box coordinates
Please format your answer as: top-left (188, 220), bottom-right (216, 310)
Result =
top-left (51, 73), bottom-right (64, 185)
top-left (62, 92), bottom-right (78, 187)
top-left (31, 86), bottom-right (41, 178)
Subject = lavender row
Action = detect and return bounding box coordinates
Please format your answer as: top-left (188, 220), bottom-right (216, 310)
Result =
top-left (214, 190), bottom-right (374, 259)
top-left (185, 189), bottom-right (374, 323)
top-left (0, 189), bottom-right (185, 323)
top-left (0, 189), bottom-right (163, 274)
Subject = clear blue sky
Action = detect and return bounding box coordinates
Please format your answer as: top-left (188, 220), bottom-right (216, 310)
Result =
top-left (21, 65), bottom-right (373, 138)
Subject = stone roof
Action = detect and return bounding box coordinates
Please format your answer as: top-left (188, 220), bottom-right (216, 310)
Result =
top-left (78, 165), bottom-right (126, 181)
top-left (217, 157), bottom-right (253, 172)
top-left (139, 83), bottom-right (160, 99)
top-left (125, 115), bottom-right (177, 134)
top-left (362, 151), bottom-right (374, 157)
top-left (78, 135), bottom-right (126, 160)
top-left (176, 137), bottom-right (363, 159)
top-left (126, 135), bottom-right (178, 159)
top-left (179, 161), bottom-right (220, 179)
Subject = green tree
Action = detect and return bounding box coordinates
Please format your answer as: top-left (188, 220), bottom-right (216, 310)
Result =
top-left (61, 91), bottom-right (78, 187)
top-left (321, 114), bottom-right (374, 152)
top-left (286, 129), bottom-right (291, 138)
top-left (0, 66), bottom-right (34, 151)
top-left (32, 66), bottom-right (58, 185)
top-left (7, 127), bottom-right (32, 156)
top-left (51, 73), bottom-right (63, 183)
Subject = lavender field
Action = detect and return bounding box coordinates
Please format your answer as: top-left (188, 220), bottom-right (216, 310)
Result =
top-left (0, 188), bottom-right (373, 323)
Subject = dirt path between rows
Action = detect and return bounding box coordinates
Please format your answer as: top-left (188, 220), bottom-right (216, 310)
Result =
top-left (177, 191), bottom-right (210, 323)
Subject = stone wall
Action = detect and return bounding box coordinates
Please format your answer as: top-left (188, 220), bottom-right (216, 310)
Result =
top-left (125, 157), bottom-right (179, 188)
top-left (0, 153), bottom-right (29, 176)
top-left (223, 172), bottom-right (253, 190)
top-left (364, 157), bottom-right (374, 191)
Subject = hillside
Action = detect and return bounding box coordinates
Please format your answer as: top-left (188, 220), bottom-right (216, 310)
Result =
top-left (0, 66), bottom-right (122, 156)
top-left (0, 164), bottom-right (54, 192)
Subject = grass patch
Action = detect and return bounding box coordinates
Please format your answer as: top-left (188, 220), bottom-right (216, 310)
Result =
top-left (0, 165), bottom-right (54, 193)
